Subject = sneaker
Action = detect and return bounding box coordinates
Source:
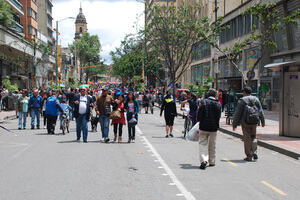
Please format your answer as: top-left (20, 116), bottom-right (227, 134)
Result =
top-left (169, 133), bottom-right (174, 137)
top-left (43, 126), bottom-right (46, 129)
top-left (18, 127), bottom-right (22, 130)
top-left (105, 138), bottom-right (110, 143)
top-left (100, 138), bottom-right (105, 142)
top-left (200, 162), bottom-right (207, 170)
top-left (131, 139), bottom-right (135, 143)
top-left (165, 134), bottom-right (169, 138)
top-left (244, 157), bottom-right (253, 162)
top-left (23, 127), bottom-right (26, 129)
top-left (31, 127), bottom-right (34, 130)
top-left (253, 154), bottom-right (258, 160)
top-left (209, 164), bottom-right (215, 167)
top-left (36, 126), bottom-right (40, 129)
top-left (76, 138), bottom-right (80, 141)
top-left (118, 137), bottom-right (122, 143)
top-left (128, 139), bottom-right (131, 143)
top-left (83, 140), bottom-right (88, 143)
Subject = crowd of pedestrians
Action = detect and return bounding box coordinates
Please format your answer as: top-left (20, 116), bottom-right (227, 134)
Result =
top-left (1, 84), bottom-right (265, 170)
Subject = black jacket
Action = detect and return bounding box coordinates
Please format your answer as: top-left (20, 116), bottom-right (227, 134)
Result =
top-left (73, 94), bottom-right (93, 120)
top-left (160, 98), bottom-right (177, 117)
top-left (197, 97), bottom-right (221, 132)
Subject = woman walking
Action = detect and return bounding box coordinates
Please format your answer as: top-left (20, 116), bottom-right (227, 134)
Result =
top-left (111, 94), bottom-right (126, 143)
top-left (160, 92), bottom-right (177, 138)
top-left (125, 92), bottom-right (139, 143)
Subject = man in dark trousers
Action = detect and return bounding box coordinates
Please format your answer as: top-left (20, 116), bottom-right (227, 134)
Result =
top-left (197, 88), bottom-right (221, 170)
top-left (232, 87), bottom-right (265, 162)
top-left (73, 87), bottom-right (93, 143)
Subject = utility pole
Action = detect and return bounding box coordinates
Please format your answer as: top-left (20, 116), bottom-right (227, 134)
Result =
top-left (55, 20), bottom-right (59, 85)
top-left (214, 0), bottom-right (219, 89)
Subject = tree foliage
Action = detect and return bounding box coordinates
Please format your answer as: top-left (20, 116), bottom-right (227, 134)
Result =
top-left (0, 0), bottom-right (15, 27)
top-left (69, 32), bottom-right (101, 81)
top-left (144, 1), bottom-right (209, 87)
top-left (110, 34), bottom-right (143, 83)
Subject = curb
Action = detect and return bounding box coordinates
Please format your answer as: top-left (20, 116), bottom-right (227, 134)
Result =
top-left (0, 115), bottom-right (16, 124)
top-left (219, 127), bottom-right (300, 160)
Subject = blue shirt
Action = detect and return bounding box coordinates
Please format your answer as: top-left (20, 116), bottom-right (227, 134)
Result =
top-left (29, 95), bottom-right (43, 109)
top-left (46, 96), bottom-right (61, 116)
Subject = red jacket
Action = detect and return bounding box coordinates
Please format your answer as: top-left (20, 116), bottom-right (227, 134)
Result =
top-left (111, 102), bottom-right (126, 125)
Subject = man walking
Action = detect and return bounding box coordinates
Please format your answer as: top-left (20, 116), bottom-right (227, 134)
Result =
top-left (17, 90), bottom-right (29, 129)
top-left (74, 87), bottom-right (93, 143)
top-left (197, 88), bottom-right (221, 170)
top-left (45, 91), bottom-right (64, 135)
top-left (96, 87), bottom-right (114, 143)
top-left (232, 87), bottom-right (265, 161)
top-left (29, 89), bottom-right (43, 129)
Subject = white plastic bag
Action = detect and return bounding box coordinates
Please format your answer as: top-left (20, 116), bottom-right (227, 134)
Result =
top-left (186, 122), bottom-right (200, 142)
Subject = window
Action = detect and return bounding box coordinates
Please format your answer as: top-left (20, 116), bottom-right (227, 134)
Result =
top-left (191, 62), bottom-right (210, 84)
top-left (220, 14), bottom-right (256, 44)
top-left (27, 7), bottom-right (37, 20)
top-left (291, 18), bottom-right (300, 48)
top-left (79, 27), bottom-right (83, 33)
top-left (28, 25), bottom-right (32, 34)
top-left (192, 41), bottom-right (211, 61)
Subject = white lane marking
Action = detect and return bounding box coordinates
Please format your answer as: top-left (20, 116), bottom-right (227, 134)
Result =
top-left (176, 194), bottom-right (184, 196)
top-left (158, 166), bottom-right (163, 169)
top-left (154, 160), bottom-right (159, 162)
top-left (162, 173), bottom-right (169, 176)
top-left (169, 183), bottom-right (176, 186)
top-left (136, 126), bottom-right (196, 200)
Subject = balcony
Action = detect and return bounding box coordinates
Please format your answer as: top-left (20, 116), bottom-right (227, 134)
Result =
top-left (48, 0), bottom-right (53, 6)
top-left (47, 22), bottom-right (52, 30)
top-left (7, 0), bottom-right (24, 15)
top-left (12, 22), bottom-right (23, 33)
top-left (46, 9), bottom-right (53, 18)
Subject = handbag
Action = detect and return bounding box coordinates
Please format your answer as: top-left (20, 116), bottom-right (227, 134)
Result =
top-left (110, 110), bottom-right (121, 120)
top-left (128, 117), bottom-right (138, 127)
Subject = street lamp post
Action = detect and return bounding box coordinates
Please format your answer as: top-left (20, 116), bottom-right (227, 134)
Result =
top-left (55, 17), bottom-right (75, 85)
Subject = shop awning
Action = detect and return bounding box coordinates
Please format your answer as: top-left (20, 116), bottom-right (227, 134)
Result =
top-left (264, 61), bottom-right (299, 71)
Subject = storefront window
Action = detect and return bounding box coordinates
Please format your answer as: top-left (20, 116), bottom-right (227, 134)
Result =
top-left (191, 62), bottom-right (210, 85)
top-left (274, 24), bottom-right (288, 53)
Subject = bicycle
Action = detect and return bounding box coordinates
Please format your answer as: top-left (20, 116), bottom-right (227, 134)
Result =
top-left (182, 108), bottom-right (192, 138)
top-left (61, 114), bottom-right (69, 135)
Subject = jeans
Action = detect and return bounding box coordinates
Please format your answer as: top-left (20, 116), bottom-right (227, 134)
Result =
top-left (18, 112), bottom-right (27, 128)
top-left (47, 114), bottom-right (57, 134)
top-left (31, 108), bottom-right (40, 128)
top-left (43, 111), bottom-right (47, 127)
top-left (99, 115), bottom-right (110, 138)
top-left (128, 125), bottom-right (136, 140)
top-left (76, 114), bottom-right (88, 141)
top-left (69, 105), bottom-right (74, 120)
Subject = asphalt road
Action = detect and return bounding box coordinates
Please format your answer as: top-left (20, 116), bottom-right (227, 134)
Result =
top-left (0, 108), bottom-right (300, 200)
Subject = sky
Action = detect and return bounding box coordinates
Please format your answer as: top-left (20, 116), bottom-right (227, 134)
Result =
top-left (53, 0), bottom-right (144, 64)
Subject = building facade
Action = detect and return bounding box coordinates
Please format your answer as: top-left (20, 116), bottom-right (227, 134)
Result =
top-left (75, 5), bottom-right (87, 40)
top-left (20, 0), bottom-right (38, 41)
top-left (37, 0), bottom-right (54, 47)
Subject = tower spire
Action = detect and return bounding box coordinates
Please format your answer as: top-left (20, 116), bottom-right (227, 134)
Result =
top-left (80, 1), bottom-right (82, 13)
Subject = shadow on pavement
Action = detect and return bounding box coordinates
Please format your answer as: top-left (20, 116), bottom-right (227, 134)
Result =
top-left (57, 140), bottom-right (80, 143)
top-left (220, 159), bottom-right (248, 164)
top-left (179, 164), bottom-right (199, 169)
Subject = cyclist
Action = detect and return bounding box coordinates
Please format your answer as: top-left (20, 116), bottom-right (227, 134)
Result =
top-left (59, 99), bottom-right (72, 132)
top-left (180, 93), bottom-right (198, 127)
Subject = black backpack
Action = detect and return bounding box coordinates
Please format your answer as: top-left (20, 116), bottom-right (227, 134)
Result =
top-left (244, 100), bottom-right (260, 125)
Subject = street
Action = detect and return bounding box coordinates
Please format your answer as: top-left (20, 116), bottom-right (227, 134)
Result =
top-left (1, 107), bottom-right (300, 200)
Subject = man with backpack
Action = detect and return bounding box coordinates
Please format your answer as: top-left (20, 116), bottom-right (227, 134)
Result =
top-left (232, 87), bottom-right (265, 162)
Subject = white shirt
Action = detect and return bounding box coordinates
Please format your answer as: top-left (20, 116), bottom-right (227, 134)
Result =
top-left (79, 95), bottom-right (87, 114)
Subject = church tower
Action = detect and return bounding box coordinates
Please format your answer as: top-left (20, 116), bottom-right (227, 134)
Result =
top-left (75, 3), bottom-right (87, 40)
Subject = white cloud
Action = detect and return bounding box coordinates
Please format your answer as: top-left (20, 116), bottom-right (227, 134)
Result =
top-left (53, 0), bottom-right (144, 64)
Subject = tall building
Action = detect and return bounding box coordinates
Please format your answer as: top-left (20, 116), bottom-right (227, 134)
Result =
top-left (20, 0), bottom-right (38, 41)
top-left (75, 4), bottom-right (87, 40)
top-left (5, 0), bottom-right (25, 34)
top-left (37, 0), bottom-right (54, 47)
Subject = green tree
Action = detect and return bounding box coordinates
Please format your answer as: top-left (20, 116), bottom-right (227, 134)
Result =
top-left (144, 1), bottom-right (209, 92)
top-left (203, 3), bottom-right (300, 86)
top-left (69, 32), bottom-right (101, 82)
top-left (110, 34), bottom-right (143, 85)
top-left (0, 0), bottom-right (15, 27)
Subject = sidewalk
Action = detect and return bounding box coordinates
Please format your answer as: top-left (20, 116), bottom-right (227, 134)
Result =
top-left (162, 102), bottom-right (300, 160)
top-left (0, 111), bottom-right (16, 123)
top-left (219, 112), bottom-right (300, 160)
